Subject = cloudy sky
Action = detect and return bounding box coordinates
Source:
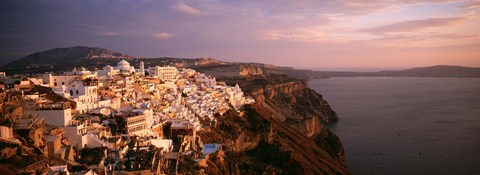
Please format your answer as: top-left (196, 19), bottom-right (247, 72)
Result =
top-left (1, 0), bottom-right (479, 70)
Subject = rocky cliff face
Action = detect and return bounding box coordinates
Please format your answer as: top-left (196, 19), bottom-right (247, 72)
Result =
top-left (248, 79), bottom-right (345, 163)
top-left (250, 80), bottom-right (338, 124)
top-left (0, 140), bottom-right (49, 175)
top-left (190, 70), bottom-right (349, 174)
top-left (192, 58), bottom-right (225, 66)
top-left (239, 64), bottom-right (263, 77)
top-left (196, 103), bottom-right (348, 174)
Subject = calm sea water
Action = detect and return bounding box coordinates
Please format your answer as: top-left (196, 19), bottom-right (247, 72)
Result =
top-left (309, 77), bottom-right (480, 175)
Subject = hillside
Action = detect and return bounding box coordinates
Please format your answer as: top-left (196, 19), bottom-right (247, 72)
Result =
top-left (286, 65), bottom-right (480, 79)
top-left (377, 65), bottom-right (480, 77)
top-left (2, 46), bottom-right (134, 74)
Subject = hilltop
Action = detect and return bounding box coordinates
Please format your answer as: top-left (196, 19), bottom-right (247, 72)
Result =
top-left (377, 65), bottom-right (480, 77)
top-left (2, 46), bottom-right (134, 74)
top-left (286, 65), bottom-right (480, 79)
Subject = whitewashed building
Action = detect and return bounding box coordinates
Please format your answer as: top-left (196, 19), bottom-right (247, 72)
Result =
top-left (148, 66), bottom-right (178, 81)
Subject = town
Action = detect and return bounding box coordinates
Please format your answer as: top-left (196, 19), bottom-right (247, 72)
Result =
top-left (0, 60), bottom-right (254, 174)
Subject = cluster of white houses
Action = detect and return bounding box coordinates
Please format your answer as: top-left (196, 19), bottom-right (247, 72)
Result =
top-left (0, 60), bottom-right (254, 174)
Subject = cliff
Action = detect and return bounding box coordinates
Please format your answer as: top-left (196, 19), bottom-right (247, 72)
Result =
top-left (247, 77), bottom-right (346, 165)
top-left (239, 64), bottom-right (264, 77)
top-left (191, 65), bottom-right (349, 174)
top-left (195, 104), bottom-right (348, 175)
top-left (250, 80), bottom-right (338, 124)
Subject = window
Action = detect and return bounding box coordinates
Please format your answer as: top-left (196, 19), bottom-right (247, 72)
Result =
top-left (76, 90), bottom-right (79, 94)
top-left (62, 82), bottom-right (65, 85)
top-left (70, 90), bottom-right (73, 96)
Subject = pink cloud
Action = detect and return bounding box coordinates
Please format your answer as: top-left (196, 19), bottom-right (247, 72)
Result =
top-left (153, 32), bottom-right (174, 39)
top-left (364, 32), bottom-right (478, 48)
top-left (260, 29), bottom-right (349, 43)
top-left (361, 17), bottom-right (468, 34)
top-left (96, 31), bottom-right (120, 36)
top-left (373, 32), bottom-right (477, 42)
top-left (171, 2), bottom-right (203, 15)
top-left (461, 2), bottom-right (480, 9)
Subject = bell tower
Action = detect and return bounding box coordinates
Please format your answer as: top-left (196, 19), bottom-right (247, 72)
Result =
top-left (139, 61), bottom-right (145, 76)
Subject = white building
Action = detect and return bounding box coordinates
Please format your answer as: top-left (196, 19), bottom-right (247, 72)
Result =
top-left (67, 78), bottom-right (99, 114)
top-left (148, 66), bottom-right (178, 81)
top-left (226, 84), bottom-right (245, 109)
top-left (150, 139), bottom-right (173, 152)
top-left (24, 102), bottom-right (72, 127)
top-left (43, 67), bottom-right (98, 87)
top-left (96, 60), bottom-right (145, 78)
top-left (44, 68), bottom-right (101, 114)
top-left (116, 59), bottom-right (136, 75)
top-left (126, 114), bottom-right (148, 136)
top-left (64, 119), bottom-right (107, 149)
top-left (96, 65), bottom-right (119, 80)
top-left (116, 111), bottom-right (151, 136)
top-left (137, 61), bottom-right (145, 76)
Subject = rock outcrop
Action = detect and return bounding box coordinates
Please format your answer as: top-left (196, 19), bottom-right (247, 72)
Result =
top-left (247, 78), bottom-right (346, 165)
top-left (0, 140), bottom-right (49, 175)
top-left (250, 80), bottom-right (338, 124)
top-left (239, 64), bottom-right (263, 77)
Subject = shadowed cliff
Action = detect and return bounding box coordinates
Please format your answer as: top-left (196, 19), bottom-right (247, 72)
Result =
top-left (196, 104), bottom-right (349, 175)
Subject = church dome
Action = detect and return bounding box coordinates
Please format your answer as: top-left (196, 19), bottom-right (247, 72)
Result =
top-left (117, 60), bottom-right (131, 71)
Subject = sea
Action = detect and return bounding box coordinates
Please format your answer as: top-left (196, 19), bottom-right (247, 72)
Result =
top-left (308, 77), bottom-right (480, 175)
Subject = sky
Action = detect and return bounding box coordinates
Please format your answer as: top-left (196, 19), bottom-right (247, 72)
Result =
top-left (1, 0), bottom-right (479, 70)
